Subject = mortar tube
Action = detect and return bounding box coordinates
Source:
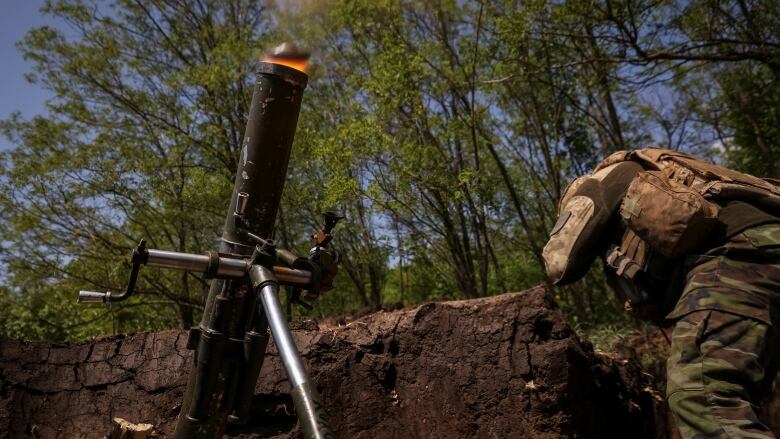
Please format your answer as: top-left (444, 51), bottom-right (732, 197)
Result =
top-left (200, 61), bottom-right (309, 326)
top-left (173, 61), bottom-right (309, 439)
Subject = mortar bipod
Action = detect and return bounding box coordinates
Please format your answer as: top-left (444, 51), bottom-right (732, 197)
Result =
top-left (248, 264), bottom-right (334, 439)
top-left (77, 242), bottom-right (317, 303)
top-left (75, 237), bottom-right (336, 439)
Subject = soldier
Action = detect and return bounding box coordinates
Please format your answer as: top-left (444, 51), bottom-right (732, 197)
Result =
top-left (542, 148), bottom-right (780, 438)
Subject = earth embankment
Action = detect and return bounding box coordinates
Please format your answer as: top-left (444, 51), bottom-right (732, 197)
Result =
top-left (0, 286), bottom-right (736, 438)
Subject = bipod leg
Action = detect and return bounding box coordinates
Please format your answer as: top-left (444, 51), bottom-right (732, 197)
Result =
top-left (172, 287), bottom-right (233, 439)
top-left (228, 288), bottom-right (270, 424)
top-left (249, 265), bottom-right (333, 439)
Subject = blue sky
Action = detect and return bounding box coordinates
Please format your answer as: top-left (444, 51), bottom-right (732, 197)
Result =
top-left (0, 0), bottom-right (57, 151)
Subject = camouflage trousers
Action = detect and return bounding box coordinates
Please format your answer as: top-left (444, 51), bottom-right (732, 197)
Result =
top-left (667, 310), bottom-right (777, 438)
top-left (666, 223), bottom-right (780, 439)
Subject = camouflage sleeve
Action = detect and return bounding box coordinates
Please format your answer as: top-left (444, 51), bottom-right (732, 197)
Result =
top-left (543, 161), bottom-right (643, 284)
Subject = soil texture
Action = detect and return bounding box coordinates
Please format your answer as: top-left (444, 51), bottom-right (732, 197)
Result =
top-left (0, 286), bottom-right (752, 438)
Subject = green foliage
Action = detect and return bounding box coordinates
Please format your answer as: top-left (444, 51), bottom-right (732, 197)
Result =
top-left (0, 0), bottom-right (272, 340)
top-left (577, 323), bottom-right (634, 354)
top-left (718, 66), bottom-right (780, 176)
top-left (2, 0), bottom-right (779, 340)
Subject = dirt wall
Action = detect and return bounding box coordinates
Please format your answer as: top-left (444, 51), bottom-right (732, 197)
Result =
top-left (0, 286), bottom-right (699, 438)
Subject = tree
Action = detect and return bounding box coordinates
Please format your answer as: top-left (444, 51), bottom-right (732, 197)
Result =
top-left (594, 0), bottom-right (780, 175)
top-left (0, 0), bottom-right (271, 339)
top-left (280, 0), bottom-right (647, 319)
top-left (6, 0), bottom-right (780, 340)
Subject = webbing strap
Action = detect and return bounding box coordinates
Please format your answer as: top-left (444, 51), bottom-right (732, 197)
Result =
top-left (598, 147), bottom-right (780, 198)
top-left (605, 244), bottom-right (642, 279)
top-left (618, 228), bottom-right (648, 271)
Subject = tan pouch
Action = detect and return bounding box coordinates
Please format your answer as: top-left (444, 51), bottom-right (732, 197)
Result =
top-left (619, 170), bottom-right (720, 257)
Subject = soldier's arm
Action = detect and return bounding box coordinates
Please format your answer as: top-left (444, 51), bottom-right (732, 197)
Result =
top-left (542, 161), bottom-right (643, 285)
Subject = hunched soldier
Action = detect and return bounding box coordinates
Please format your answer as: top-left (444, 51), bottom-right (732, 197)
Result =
top-left (543, 148), bottom-right (780, 438)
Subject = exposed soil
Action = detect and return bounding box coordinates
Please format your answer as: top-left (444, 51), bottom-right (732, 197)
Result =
top-left (0, 285), bottom-right (772, 438)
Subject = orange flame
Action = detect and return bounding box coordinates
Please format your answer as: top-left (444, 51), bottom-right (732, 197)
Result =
top-left (262, 43), bottom-right (311, 74)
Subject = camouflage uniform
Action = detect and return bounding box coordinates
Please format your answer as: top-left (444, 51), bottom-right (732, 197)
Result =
top-left (542, 149), bottom-right (780, 438)
top-left (666, 223), bottom-right (780, 438)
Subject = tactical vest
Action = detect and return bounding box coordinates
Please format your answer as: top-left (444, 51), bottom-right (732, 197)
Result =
top-left (597, 148), bottom-right (780, 315)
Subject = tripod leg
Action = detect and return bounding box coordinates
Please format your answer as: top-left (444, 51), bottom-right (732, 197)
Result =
top-left (251, 267), bottom-right (333, 439)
